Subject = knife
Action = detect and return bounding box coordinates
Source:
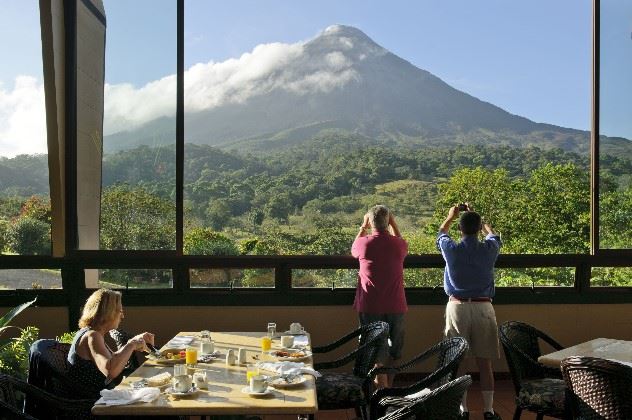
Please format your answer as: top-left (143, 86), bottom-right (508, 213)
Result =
top-left (146, 342), bottom-right (162, 358)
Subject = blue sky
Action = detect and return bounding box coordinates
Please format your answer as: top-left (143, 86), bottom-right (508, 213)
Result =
top-left (1, 0), bottom-right (630, 157)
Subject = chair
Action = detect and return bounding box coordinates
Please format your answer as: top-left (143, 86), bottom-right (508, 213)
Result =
top-left (312, 321), bottom-right (389, 420)
top-left (0, 372), bottom-right (94, 420)
top-left (26, 339), bottom-right (98, 418)
top-left (369, 337), bottom-right (469, 419)
top-left (561, 356), bottom-right (632, 420)
top-left (499, 321), bottom-right (567, 420)
top-left (377, 375), bottom-right (473, 420)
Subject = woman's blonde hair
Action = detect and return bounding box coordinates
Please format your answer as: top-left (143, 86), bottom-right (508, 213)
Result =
top-left (78, 288), bottom-right (122, 329)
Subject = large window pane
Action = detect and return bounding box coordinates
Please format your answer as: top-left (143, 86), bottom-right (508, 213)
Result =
top-left (599, 1), bottom-right (632, 249)
top-left (591, 267), bottom-right (632, 287)
top-left (96, 269), bottom-right (173, 289)
top-left (0, 1), bottom-right (51, 257)
top-left (190, 268), bottom-right (274, 288)
top-left (182, 1), bottom-right (590, 269)
top-left (98, 0), bottom-right (177, 252)
top-left (0, 269), bottom-right (61, 290)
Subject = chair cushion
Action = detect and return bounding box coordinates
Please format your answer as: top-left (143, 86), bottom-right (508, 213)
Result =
top-left (316, 372), bottom-right (366, 409)
top-left (517, 378), bottom-right (566, 413)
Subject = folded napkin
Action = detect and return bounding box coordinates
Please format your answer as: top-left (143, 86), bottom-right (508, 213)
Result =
top-left (293, 335), bottom-right (309, 348)
top-left (96, 387), bottom-right (160, 406)
top-left (257, 361), bottom-right (321, 377)
top-left (165, 335), bottom-right (195, 347)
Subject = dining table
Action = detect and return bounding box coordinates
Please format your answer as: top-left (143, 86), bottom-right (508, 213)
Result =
top-left (91, 331), bottom-right (318, 417)
top-left (538, 337), bottom-right (632, 368)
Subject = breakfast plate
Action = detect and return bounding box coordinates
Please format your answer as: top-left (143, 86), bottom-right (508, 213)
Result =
top-left (269, 375), bottom-right (307, 388)
top-left (165, 385), bottom-right (198, 397)
top-left (269, 350), bottom-right (312, 361)
top-left (148, 349), bottom-right (186, 364)
top-left (240, 386), bottom-right (273, 397)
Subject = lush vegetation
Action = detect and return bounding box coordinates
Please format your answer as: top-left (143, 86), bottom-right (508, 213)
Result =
top-left (1, 135), bottom-right (631, 287)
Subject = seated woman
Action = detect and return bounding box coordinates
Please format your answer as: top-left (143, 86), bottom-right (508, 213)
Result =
top-left (68, 288), bottom-right (154, 399)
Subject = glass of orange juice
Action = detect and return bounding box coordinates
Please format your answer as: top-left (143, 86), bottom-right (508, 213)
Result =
top-left (185, 346), bottom-right (198, 367)
top-left (261, 336), bottom-right (272, 352)
top-left (246, 364), bottom-right (259, 383)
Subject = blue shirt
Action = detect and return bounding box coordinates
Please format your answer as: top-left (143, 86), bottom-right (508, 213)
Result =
top-left (436, 232), bottom-right (502, 298)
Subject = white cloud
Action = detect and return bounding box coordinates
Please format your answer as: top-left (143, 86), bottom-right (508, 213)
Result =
top-left (0, 33), bottom-right (361, 150)
top-left (104, 38), bottom-right (358, 135)
top-left (0, 76), bottom-right (47, 158)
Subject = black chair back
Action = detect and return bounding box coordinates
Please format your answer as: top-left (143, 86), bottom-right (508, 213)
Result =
top-left (562, 356), bottom-right (632, 420)
top-left (353, 321), bottom-right (389, 378)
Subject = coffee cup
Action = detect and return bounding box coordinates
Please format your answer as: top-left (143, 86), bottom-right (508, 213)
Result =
top-left (250, 374), bottom-right (267, 393)
top-left (172, 374), bottom-right (192, 393)
top-left (193, 371), bottom-right (207, 389)
top-left (281, 335), bottom-right (294, 348)
top-left (289, 322), bottom-right (304, 334)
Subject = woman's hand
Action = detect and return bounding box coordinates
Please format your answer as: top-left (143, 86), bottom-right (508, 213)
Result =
top-left (129, 332), bottom-right (154, 352)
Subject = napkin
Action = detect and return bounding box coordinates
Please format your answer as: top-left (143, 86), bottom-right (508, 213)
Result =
top-left (293, 335), bottom-right (309, 348)
top-left (96, 387), bottom-right (160, 406)
top-left (257, 361), bottom-right (321, 377)
top-left (165, 335), bottom-right (195, 347)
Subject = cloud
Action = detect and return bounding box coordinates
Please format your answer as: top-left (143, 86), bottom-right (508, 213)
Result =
top-left (104, 38), bottom-right (358, 135)
top-left (0, 32), bottom-right (360, 151)
top-left (0, 76), bottom-right (47, 158)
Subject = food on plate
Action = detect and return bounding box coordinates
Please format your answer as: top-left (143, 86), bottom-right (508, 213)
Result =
top-left (273, 350), bottom-right (305, 358)
top-left (146, 371), bottom-right (172, 387)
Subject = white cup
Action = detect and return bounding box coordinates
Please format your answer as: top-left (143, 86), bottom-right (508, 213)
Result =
top-left (281, 335), bottom-right (294, 348)
top-left (250, 374), bottom-right (267, 393)
top-left (289, 322), bottom-right (304, 334)
top-left (200, 340), bottom-right (214, 354)
top-left (193, 371), bottom-right (207, 389)
top-left (172, 374), bottom-right (192, 393)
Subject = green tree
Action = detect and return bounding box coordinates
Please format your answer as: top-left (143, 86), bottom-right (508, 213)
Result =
top-left (100, 184), bottom-right (175, 250)
top-left (205, 199), bottom-right (231, 231)
top-left (8, 217), bottom-right (50, 255)
top-left (184, 228), bottom-right (239, 256)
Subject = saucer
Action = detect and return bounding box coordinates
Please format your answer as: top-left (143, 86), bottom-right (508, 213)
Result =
top-left (241, 386), bottom-right (273, 397)
top-left (165, 385), bottom-right (198, 397)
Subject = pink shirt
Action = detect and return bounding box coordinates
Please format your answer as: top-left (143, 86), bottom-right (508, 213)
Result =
top-left (351, 230), bottom-right (408, 314)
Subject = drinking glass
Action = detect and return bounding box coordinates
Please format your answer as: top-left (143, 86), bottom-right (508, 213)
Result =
top-left (173, 364), bottom-right (186, 377)
top-left (246, 364), bottom-right (259, 383)
top-left (185, 346), bottom-right (198, 367)
top-left (261, 336), bottom-right (272, 352)
top-left (267, 322), bottom-right (277, 338)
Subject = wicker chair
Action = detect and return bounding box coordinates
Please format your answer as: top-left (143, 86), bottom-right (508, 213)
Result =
top-left (499, 321), bottom-right (568, 420)
top-left (561, 356), bottom-right (632, 420)
top-left (312, 321), bottom-right (389, 420)
top-left (0, 373), bottom-right (94, 420)
top-left (369, 337), bottom-right (469, 420)
top-left (377, 375), bottom-right (472, 420)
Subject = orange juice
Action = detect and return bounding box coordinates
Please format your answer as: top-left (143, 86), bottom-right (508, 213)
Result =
top-left (185, 347), bottom-right (198, 365)
top-left (261, 336), bottom-right (272, 352)
top-left (246, 367), bottom-right (259, 383)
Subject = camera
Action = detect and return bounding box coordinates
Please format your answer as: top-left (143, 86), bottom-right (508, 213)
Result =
top-left (457, 203), bottom-right (469, 212)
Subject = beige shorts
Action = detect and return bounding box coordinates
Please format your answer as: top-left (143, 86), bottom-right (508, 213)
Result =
top-left (444, 301), bottom-right (500, 359)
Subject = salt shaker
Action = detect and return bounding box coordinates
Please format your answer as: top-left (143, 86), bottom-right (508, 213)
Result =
top-left (225, 349), bottom-right (236, 366)
top-left (237, 347), bottom-right (247, 365)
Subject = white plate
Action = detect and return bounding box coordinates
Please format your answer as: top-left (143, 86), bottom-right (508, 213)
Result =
top-left (241, 386), bottom-right (273, 397)
top-left (165, 386), bottom-right (198, 397)
top-left (270, 350), bottom-right (312, 361)
top-left (269, 375), bottom-right (307, 388)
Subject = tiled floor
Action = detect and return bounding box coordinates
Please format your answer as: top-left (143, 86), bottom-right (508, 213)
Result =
top-left (248, 379), bottom-right (541, 420)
